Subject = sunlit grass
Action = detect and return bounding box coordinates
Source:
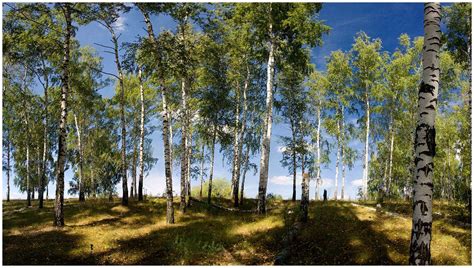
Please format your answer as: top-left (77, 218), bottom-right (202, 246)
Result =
top-left (3, 198), bottom-right (471, 265)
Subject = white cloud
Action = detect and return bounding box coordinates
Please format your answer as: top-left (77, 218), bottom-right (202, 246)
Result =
top-left (112, 16), bottom-right (126, 32)
top-left (270, 175), bottom-right (301, 186)
top-left (277, 146), bottom-right (287, 153)
top-left (351, 178), bottom-right (364, 187)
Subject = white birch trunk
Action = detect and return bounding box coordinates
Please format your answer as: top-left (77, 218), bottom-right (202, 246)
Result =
top-left (257, 19), bottom-right (275, 214)
top-left (409, 3), bottom-right (441, 264)
top-left (138, 67), bottom-right (145, 201)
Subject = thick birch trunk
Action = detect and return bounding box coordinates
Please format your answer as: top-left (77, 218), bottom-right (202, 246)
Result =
top-left (409, 3), bottom-right (441, 264)
top-left (138, 68), bottom-right (145, 201)
top-left (131, 141), bottom-right (137, 199)
top-left (208, 126), bottom-right (217, 204)
top-left (54, 3), bottom-right (71, 227)
top-left (257, 22), bottom-right (275, 214)
top-left (73, 113), bottom-right (85, 202)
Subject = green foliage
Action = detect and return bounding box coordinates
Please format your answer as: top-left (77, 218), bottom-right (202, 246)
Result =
top-left (191, 177), bottom-right (232, 199)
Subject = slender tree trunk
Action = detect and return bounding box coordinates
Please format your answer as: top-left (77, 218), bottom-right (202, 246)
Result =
top-left (199, 144), bottom-right (205, 199)
top-left (231, 84), bottom-right (240, 198)
top-left (232, 69), bottom-right (249, 207)
top-left (315, 104), bottom-right (321, 200)
top-left (186, 129), bottom-right (192, 207)
top-left (73, 113), bottom-right (85, 202)
top-left (240, 143), bottom-right (251, 206)
top-left (292, 144), bottom-right (297, 202)
top-left (180, 79), bottom-right (188, 212)
top-left (409, 3), bottom-right (441, 264)
top-left (107, 24), bottom-right (128, 206)
top-left (208, 126), bottom-right (217, 204)
top-left (362, 93), bottom-right (370, 199)
top-left (138, 67), bottom-right (145, 201)
top-left (26, 140), bottom-right (31, 207)
top-left (6, 134), bottom-right (11, 202)
top-left (55, 5), bottom-right (71, 225)
top-left (300, 157), bottom-right (309, 222)
top-left (334, 118), bottom-right (340, 200)
top-left (131, 140), bottom-right (138, 199)
top-left (39, 78), bottom-right (48, 208)
top-left (257, 16), bottom-right (275, 214)
top-left (162, 83), bottom-right (175, 224)
top-left (139, 6), bottom-right (174, 223)
top-left (388, 115), bottom-right (395, 197)
top-left (340, 106), bottom-right (345, 200)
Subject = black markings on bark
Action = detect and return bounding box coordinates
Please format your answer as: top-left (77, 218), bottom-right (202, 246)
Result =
top-left (423, 65), bottom-right (440, 72)
top-left (419, 81), bottom-right (435, 96)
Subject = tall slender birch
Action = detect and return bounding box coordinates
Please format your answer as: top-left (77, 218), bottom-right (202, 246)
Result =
top-left (54, 3), bottom-right (72, 226)
top-left (137, 4), bottom-right (175, 223)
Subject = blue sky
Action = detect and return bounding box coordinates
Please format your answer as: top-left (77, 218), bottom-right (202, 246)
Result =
top-left (4, 3), bottom-right (430, 201)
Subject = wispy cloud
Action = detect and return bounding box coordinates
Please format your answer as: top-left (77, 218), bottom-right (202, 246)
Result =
top-left (351, 178), bottom-right (364, 187)
top-left (277, 146), bottom-right (287, 153)
top-left (112, 16), bottom-right (127, 32)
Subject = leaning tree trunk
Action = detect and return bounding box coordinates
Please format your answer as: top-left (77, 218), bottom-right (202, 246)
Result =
top-left (73, 113), bottom-right (85, 202)
top-left (257, 24), bottom-right (276, 214)
top-left (315, 103), bottom-right (321, 200)
top-left (138, 7), bottom-right (174, 223)
top-left (138, 67), bottom-right (145, 201)
top-left (54, 3), bottom-right (71, 227)
top-left (409, 3), bottom-right (441, 265)
top-left (208, 126), bottom-right (217, 204)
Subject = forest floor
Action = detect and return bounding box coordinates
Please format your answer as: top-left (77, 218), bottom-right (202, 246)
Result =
top-left (3, 197), bottom-right (471, 265)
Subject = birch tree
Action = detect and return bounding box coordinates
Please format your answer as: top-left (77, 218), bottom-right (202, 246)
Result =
top-left (409, 3), bottom-right (441, 264)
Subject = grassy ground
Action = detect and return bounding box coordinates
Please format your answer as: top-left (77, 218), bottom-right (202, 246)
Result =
top-left (3, 198), bottom-right (471, 265)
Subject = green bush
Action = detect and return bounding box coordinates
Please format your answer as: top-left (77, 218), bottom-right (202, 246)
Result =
top-left (191, 177), bottom-right (232, 199)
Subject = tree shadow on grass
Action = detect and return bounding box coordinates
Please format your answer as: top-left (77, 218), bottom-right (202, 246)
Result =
top-left (87, 202), bottom-right (286, 265)
top-left (3, 228), bottom-right (86, 265)
top-left (283, 201), bottom-right (406, 265)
